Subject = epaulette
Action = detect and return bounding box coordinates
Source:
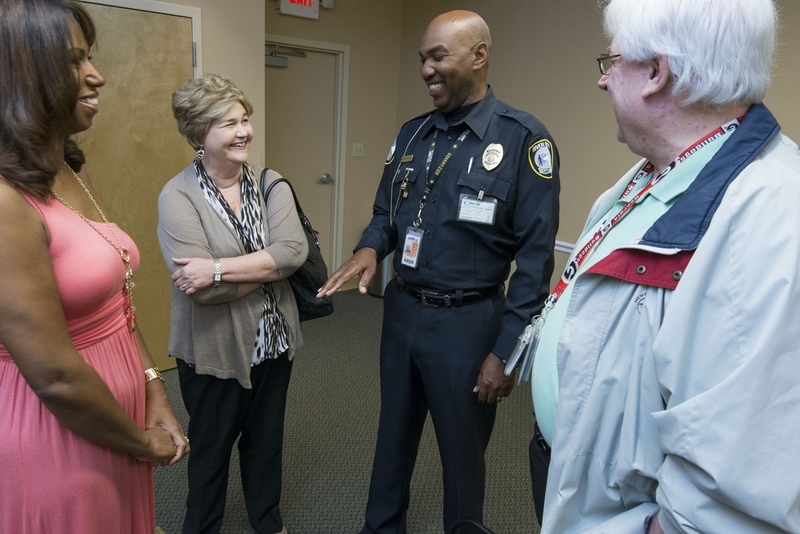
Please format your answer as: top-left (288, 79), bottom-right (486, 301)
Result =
top-left (386, 111), bottom-right (435, 165)
top-left (494, 103), bottom-right (550, 137)
top-left (400, 109), bottom-right (436, 129)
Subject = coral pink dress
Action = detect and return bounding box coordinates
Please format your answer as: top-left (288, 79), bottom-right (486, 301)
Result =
top-left (0, 192), bottom-right (154, 533)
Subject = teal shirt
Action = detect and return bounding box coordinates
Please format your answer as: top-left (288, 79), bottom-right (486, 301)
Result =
top-left (531, 134), bottom-right (730, 445)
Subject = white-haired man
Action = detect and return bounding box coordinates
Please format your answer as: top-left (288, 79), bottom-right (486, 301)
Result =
top-left (530, 0), bottom-right (800, 532)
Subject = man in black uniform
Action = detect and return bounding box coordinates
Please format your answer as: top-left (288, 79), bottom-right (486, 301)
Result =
top-left (318, 10), bottom-right (560, 532)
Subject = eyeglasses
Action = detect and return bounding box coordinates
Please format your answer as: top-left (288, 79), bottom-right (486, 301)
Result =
top-left (596, 53), bottom-right (622, 75)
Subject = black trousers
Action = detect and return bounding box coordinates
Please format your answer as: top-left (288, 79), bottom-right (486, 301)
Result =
top-left (361, 279), bottom-right (504, 534)
top-left (529, 423), bottom-right (551, 526)
top-left (178, 354), bottom-right (292, 534)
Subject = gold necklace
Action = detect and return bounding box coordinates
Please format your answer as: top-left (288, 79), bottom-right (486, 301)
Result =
top-left (53, 162), bottom-right (137, 331)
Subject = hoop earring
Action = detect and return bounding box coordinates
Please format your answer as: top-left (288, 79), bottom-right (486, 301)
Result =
top-left (196, 147), bottom-right (205, 160)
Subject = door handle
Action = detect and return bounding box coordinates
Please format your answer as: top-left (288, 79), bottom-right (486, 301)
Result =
top-left (320, 172), bottom-right (333, 184)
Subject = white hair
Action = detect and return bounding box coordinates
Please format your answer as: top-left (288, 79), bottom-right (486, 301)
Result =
top-left (601, 0), bottom-right (777, 107)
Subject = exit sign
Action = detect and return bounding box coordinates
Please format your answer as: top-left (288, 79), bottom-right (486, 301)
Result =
top-left (278, 0), bottom-right (319, 19)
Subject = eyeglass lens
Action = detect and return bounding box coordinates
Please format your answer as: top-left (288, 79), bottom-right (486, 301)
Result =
top-left (597, 54), bottom-right (620, 75)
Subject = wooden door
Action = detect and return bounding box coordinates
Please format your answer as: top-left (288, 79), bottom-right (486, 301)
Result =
top-left (264, 47), bottom-right (337, 270)
top-left (77, 2), bottom-right (196, 370)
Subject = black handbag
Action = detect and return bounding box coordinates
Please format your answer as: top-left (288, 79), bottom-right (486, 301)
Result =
top-left (260, 170), bottom-right (334, 321)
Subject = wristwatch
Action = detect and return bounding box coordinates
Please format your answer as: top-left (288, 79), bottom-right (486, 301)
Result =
top-left (213, 258), bottom-right (222, 287)
top-left (144, 367), bottom-right (163, 384)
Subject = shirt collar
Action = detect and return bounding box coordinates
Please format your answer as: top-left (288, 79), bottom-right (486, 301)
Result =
top-left (648, 132), bottom-right (731, 204)
top-left (426, 86), bottom-right (496, 140)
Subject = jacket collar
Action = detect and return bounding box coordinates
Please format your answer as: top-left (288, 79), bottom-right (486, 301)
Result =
top-left (640, 103), bottom-right (780, 250)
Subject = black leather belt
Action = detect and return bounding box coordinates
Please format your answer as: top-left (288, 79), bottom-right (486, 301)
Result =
top-left (396, 276), bottom-right (501, 308)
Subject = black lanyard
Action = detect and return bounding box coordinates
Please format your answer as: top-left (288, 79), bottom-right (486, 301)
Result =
top-left (412, 128), bottom-right (470, 227)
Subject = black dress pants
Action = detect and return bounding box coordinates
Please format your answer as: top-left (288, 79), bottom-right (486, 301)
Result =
top-left (178, 354), bottom-right (292, 534)
top-left (361, 279), bottom-right (504, 533)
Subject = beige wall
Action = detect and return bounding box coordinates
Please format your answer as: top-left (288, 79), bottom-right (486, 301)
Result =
top-left (164, 0), bottom-right (799, 270)
top-left (264, 2), bottom-right (405, 255)
top-left (398, 0), bottom-right (800, 248)
top-left (165, 0), bottom-right (267, 167)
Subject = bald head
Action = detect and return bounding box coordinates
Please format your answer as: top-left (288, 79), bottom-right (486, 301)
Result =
top-left (419, 10), bottom-right (491, 112)
top-left (425, 10), bottom-right (492, 52)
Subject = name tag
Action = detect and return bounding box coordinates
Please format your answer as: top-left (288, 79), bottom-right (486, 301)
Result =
top-left (458, 194), bottom-right (497, 225)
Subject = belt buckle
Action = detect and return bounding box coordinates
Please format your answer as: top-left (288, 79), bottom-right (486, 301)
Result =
top-left (419, 289), bottom-right (445, 307)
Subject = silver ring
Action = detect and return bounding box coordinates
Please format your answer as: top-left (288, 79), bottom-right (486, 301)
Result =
top-left (497, 397), bottom-right (505, 402)
top-left (180, 284), bottom-right (187, 291)
top-left (184, 436), bottom-right (190, 444)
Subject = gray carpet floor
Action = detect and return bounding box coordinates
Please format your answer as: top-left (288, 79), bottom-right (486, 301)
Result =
top-left (154, 289), bottom-right (540, 534)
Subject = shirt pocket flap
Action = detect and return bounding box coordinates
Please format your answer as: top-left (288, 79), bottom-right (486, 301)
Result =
top-left (393, 164), bottom-right (423, 185)
top-left (457, 170), bottom-right (512, 201)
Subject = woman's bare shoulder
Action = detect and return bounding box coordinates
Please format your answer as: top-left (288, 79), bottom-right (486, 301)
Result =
top-left (0, 178), bottom-right (48, 242)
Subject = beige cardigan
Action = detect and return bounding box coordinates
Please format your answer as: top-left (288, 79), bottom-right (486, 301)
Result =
top-left (156, 165), bottom-right (307, 388)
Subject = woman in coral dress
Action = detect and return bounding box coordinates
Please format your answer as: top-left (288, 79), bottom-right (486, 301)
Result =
top-left (0, 1), bottom-right (189, 532)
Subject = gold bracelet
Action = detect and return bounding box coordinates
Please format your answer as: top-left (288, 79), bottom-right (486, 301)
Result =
top-left (144, 367), bottom-right (163, 384)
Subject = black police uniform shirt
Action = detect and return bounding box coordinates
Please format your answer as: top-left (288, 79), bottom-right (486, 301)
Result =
top-left (356, 87), bottom-right (560, 360)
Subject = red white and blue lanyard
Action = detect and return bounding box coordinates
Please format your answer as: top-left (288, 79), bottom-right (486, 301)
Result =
top-left (507, 117), bottom-right (742, 380)
top-left (546, 116), bottom-right (742, 308)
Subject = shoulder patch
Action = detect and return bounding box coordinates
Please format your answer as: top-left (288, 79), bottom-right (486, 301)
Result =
top-left (385, 138), bottom-right (397, 165)
top-left (528, 139), bottom-right (554, 179)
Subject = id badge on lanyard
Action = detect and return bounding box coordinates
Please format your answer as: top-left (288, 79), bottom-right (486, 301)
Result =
top-left (401, 127), bottom-right (470, 269)
top-left (401, 226), bottom-right (424, 268)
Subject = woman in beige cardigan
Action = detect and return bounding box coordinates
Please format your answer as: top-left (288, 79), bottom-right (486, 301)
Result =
top-left (157, 73), bottom-right (307, 534)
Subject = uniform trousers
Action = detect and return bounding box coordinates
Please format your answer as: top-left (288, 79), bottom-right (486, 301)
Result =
top-left (177, 354), bottom-right (292, 534)
top-left (361, 278), bottom-right (503, 533)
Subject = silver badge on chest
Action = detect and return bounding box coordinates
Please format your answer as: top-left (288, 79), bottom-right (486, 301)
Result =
top-left (482, 143), bottom-right (503, 171)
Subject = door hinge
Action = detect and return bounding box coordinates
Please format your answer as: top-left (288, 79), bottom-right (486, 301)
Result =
top-left (192, 42), bottom-right (197, 67)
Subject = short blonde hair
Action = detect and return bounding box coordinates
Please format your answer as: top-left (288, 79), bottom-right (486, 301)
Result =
top-left (171, 72), bottom-right (254, 150)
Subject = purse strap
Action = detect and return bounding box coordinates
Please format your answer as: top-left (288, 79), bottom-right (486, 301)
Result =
top-left (259, 169), bottom-right (320, 248)
top-left (260, 169), bottom-right (304, 217)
